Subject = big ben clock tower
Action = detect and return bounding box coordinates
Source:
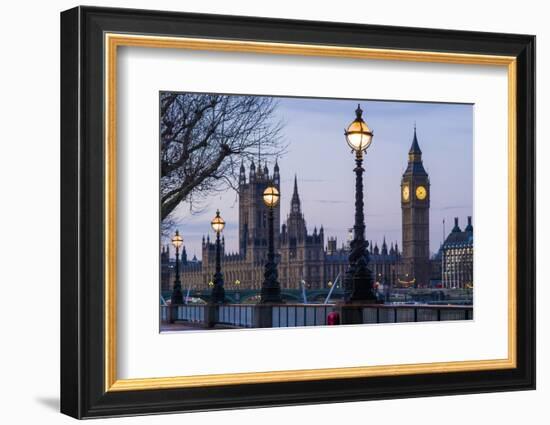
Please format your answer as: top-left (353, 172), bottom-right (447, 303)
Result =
top-left (400, 126), bottom-right (431, 287)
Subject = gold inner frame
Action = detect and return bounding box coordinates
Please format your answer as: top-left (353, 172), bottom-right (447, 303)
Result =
top-left (104, 33), bottom-right (517, 392)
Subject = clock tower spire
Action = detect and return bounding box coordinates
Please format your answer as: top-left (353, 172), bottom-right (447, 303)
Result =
top-left (400, 126), bottom-right (431, 287)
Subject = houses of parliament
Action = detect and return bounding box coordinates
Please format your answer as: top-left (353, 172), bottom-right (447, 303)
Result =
top-left (161, 128), bottom-right (471, 293)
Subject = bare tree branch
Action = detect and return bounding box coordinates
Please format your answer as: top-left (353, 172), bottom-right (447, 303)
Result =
top-left (160, 93), bottom-right (286, 221)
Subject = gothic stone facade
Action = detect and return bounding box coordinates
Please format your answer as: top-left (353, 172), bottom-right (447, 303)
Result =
top-left (162, 128), bottom-right (446, 294)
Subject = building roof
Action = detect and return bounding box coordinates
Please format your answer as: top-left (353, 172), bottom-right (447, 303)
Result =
top-left (404, 126), bottom-right (428, 176)
top-left (443, 217), bottom-right (473, 248)
top-left (409, 125), bottom-right (422, 156)
top-left (443, 232), bottom-right (473, 247)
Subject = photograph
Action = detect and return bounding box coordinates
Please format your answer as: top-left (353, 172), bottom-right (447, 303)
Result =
top-left (159, 92), bottom-right (474, 331)
top-left (57, 4), bottom-right (536, 419)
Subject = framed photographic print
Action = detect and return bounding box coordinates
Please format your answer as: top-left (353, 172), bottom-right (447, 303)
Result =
top-left (60, 6), bottom-right (535, 419)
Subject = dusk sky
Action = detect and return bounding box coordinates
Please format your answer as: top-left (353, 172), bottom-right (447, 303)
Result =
top-left (163, 96), bottom-right (473, 261)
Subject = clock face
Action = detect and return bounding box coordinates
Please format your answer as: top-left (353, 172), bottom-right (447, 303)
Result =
top-left (416, 185), bottom-right (427, 200)
top-left (402, 185), bottom-right (410, 201)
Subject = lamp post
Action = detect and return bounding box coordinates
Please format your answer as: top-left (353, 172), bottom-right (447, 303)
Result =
top-left (210, 210), bottom-right (226, 304)
top-left (260, 185), bottom-right (283, 303)
top-left (171, 230), bottom-right (184, 305)
top-left (234, 279), bottom-right (241, 302)
top-left (343, 104), bottom-right (377, 303)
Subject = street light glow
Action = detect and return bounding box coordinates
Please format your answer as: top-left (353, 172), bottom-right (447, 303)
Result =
top-left (171, 229), bottom-right (183, 249)
top-left (345, 104), bottom-right (373, 154)
top-left (262, 185), bottom-right (280, 208)
top-left (211, 209), bottom-right (225, 233)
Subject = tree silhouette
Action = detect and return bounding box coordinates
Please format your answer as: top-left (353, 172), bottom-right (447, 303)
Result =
top-left (160, 93), bottom-right (285, 220)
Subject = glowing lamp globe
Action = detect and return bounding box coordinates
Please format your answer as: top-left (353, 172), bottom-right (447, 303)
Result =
top-left (171, 230), bottom-right (183, 249)
top-left (211, 209), bottom-right (225, 233)
top-left (263, 185), bottom-right (280, 208)
top-left (345, 104), bottom-right (373, 153)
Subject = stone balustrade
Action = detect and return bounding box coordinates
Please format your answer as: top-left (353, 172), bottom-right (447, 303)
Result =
top-left (161, 303), bottom-right (473, 329)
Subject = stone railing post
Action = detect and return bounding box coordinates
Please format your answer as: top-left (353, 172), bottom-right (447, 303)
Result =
top-left (169, 304), bottom-right (178, 324)
top-left (205, 304), bottom-right (219, 328)
top-left (338, 304), bottom-right (367, 324)
top-left (253, 304), bottom-right (273, 328)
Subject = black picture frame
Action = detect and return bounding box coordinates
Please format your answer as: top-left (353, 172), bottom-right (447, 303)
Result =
top-left (60, 5), bottom-right (535, 419)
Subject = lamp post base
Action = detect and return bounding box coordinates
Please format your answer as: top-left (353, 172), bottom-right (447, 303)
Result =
top-left (210, 275), bottom-right (226, 304)
top-left (260, 286), bottom-right (282, 304)
top-left (260, 259), bottom-right (282, 303)
top-left (210, 289), bottom-right (225, 304)
top-left (345, 255), bottom-right (377, 303)
top-left (171, 287), bottom-right (184, 306)
top-left (337, 303), bottom-right (376, 325)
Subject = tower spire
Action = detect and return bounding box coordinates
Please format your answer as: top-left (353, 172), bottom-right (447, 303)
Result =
top-left (409, 125), bottom-right (422, 157)
top-left (405, 126), bottom-right (427, 175)
top-left (465, 216), bottom-right (473, 232)
top-left (249, 159), bottom-right (256, 182)
top-left (258, 135), bottom-right (261, 167)
top-left (290, 174), bottom-right (301, 214)
top-left (273, 158), bottom-right (280, 185)
top-left (239, 160), bottom-right (246, 185)
top-left (452, 217), bottom-right (462, 233)
top-left (381, 237), bottom-right (388, 255)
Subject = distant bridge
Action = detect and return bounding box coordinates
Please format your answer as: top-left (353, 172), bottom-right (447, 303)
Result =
top-left (161, 287), bottom-right (472, 305)
top-left (162, 288), bottom-right (346, 304)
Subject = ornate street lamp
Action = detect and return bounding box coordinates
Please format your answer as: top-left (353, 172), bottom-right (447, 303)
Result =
top-left (234, 279), bottom-right (241, 303)
top-left (260, 185), bottom-right (283, 303)
top-left (343, 104), bottom-right (376, 303)
top-left (171, 230), bottom-right (184, 305)
top-left (210, 209), bottom-right (226, 304)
